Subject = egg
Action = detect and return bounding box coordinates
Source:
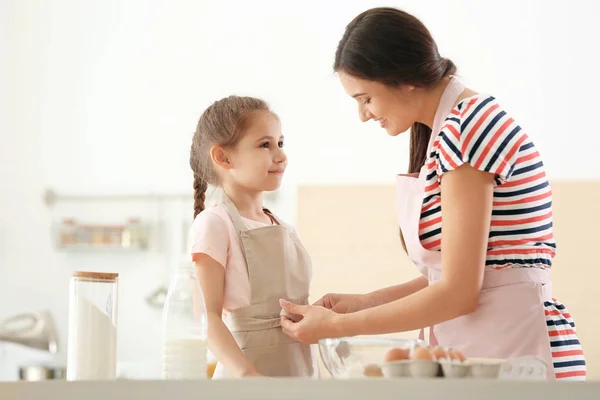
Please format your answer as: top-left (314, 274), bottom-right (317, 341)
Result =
top-left (363, 364), bottom-right (383, 377)
top-left (430, 346), bottom-right (449, 360)
top-left (448, 349), bottom-right (466, 362)
top-left (411, 346), bottom-right (434, 361)
top-left (384, 348), bottom-right (411, 363)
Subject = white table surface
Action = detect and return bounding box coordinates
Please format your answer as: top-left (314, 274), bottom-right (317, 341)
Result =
top-left (1, 378), bottom-right (599, 400)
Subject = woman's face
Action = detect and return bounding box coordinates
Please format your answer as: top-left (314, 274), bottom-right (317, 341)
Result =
top-left (339, 71), bottom-right (421, 136)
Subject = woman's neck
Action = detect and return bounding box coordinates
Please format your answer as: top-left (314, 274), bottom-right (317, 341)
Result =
top-left (416, 77), bottom-right (478, 128)
top-left (416, 76), bottom-right (452, 129)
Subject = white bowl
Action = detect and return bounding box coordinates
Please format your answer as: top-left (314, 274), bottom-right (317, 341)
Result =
top-left (318, 337), bottom-right (425, 379)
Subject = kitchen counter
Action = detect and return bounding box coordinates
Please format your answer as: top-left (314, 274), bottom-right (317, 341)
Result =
top-left (1, 379), bottom-right (599, 399)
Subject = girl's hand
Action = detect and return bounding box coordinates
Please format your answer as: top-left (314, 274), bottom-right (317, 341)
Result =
top-left (240, 368), bottom-right (263, 378)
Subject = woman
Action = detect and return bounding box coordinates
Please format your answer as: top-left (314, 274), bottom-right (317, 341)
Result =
top-left (279, 7), bottom-right (586, 381)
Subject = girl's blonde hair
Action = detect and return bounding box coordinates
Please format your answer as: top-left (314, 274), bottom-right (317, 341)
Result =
top-left (189, 96), bottom-right (271, 218)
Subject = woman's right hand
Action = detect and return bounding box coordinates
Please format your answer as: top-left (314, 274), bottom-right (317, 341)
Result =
top-left (312, 293), bottom-right (369, 314)
top-left (314, 278), bottom-right (429, 315)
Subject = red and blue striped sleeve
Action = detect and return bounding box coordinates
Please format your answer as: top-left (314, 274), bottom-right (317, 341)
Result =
top-left (434, 95), bottom-right (528, 184)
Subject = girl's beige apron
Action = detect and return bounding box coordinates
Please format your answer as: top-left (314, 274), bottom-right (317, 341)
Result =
top-left (212, 194), bottom-right (315, 378)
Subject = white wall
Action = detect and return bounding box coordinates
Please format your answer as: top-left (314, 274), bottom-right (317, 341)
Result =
top-left (1, 0), bottom-right (598, 380)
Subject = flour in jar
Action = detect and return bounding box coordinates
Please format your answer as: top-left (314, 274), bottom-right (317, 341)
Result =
top-left (67, 295), bottom-right (117, 380)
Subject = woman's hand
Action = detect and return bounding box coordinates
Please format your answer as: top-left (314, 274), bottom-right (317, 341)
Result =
top-left (313, 293), bottom-right (369, 313)
top-left (279, 299), bottom-right (342, 344)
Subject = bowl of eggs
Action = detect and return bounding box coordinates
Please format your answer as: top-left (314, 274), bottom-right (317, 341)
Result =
top-left (319, 337), bottom-right (547, 380)
top-left (318, 336), bottom-right (425, 379)
top-left (381, 344), bottom-right (469, 378)
top-left (318, 336), bottom-right (507, 379)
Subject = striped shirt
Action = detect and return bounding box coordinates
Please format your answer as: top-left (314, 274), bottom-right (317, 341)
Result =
top-left (418, 94), bottom-right (586, 380)
top-left (419, 94), bottom-right (555, 270)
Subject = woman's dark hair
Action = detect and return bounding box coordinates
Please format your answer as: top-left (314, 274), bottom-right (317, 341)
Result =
top-left (334, 7), bottom-right (457, 251)
top-left (334, 7), bottom-right (457, 174)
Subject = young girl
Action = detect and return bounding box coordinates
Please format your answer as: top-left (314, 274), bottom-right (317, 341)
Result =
top-left (187, 95), bottom-right (315, 378)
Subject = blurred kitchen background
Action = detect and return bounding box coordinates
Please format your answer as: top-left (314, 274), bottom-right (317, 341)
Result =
top-left (1, 0), bottom-right (599, 381)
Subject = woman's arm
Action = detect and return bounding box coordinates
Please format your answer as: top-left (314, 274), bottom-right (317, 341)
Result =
top-left (335, 164), bottom-right (493, 336)
top-left (314, 276), bottom-right (428, 313)
top-left (194, 253), bottom-right (261, 377)
top-left (365, 276), bottom-right (429, 308)
top-left (281, 163), bottom-right (494, 342)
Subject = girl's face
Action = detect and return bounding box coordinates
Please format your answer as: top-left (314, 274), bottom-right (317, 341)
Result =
top-left (217, 111), bottom-right (287, 192)
top-left (339, 71), bottom-right (421, 136)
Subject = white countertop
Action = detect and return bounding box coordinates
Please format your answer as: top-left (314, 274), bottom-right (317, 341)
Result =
top-left (1, 379), bottom-right (599, 400)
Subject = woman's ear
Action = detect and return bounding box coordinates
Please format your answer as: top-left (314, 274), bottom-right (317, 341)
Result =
top-left (210, 145), bottom-right (233, 170)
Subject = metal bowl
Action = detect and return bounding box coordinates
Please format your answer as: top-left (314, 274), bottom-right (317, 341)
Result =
top-left (318, 336), bottom-right (425, 379)
top-left (19, 365), bottom-right (66, 381)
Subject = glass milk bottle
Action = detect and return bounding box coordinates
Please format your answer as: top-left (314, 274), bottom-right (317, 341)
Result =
top-left (66, 271), bottom-right (118, 380)
top-left (161, 262), bottom-right (208, 379)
